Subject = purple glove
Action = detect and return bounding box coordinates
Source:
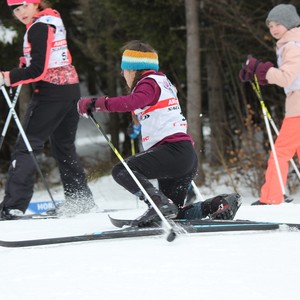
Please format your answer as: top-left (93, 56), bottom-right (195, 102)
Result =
top-left (77, 96), bottom-right (108, 118)
top-left (255, 61), bottom-right (274, 85)
top-left (239, 57), bottom-right (273, 85)
top-left (77, 97), bottom-right (96, 118)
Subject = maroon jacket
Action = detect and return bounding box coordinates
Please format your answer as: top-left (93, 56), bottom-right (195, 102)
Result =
top-left (95, 70), bottom-right (194, 147)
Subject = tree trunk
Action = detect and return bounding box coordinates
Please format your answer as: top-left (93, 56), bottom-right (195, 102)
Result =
top-left (185, 0), bottom-right (204, 184)
top-left (106, 53), bottom-right (119, 162)
top-left (207, 51), bottom-right (227, 166)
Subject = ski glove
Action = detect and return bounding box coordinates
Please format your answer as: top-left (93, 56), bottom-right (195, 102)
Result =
top-left (239, 57), bottom-right (273, 85)
top-left (77, 96), bottom-right (108, 118)
top-left (127, 122), bottom-right (141, 139)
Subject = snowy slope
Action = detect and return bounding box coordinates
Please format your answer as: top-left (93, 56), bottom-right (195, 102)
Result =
top-left (0, 175), bottom-right (300, 300)
top-left (1, 118), bottom-right (300, 299)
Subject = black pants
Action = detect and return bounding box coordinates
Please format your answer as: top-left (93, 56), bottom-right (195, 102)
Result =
top-left (112, 140), bottom-right (198, 207)
top-left (2, 82), bottom-right (92, 212)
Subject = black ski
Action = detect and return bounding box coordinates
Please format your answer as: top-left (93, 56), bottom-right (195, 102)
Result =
top-left (0, 213), bottom-right (58, 221)
top-left (109, 215), bottom-right (300, 230)
top-left (0, 208), bottom-right (135, 221)
top-left (17, 214), bottom-right (58, 220)
top-left (0, 219), bottom-right (299, 248)
top-left (0, 227), bottom-right (165, 248)
top-left (109, 215), bottom-right (135, 227)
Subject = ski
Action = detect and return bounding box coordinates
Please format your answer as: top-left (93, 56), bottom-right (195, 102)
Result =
top-left (0, 208), bottom-right (136, 221)
top-left (109, 215), bottom-right (136, 227)
top-left (12, 213), bottom-right (58, 220)
top-left (0, 219), bottom-right (299, 248)
top-left (0, 227), bottom-right (165, 248)
top-left (109, 215), bottom-right (300, 230)
top-left (0, 213), bottom-right (58, 221)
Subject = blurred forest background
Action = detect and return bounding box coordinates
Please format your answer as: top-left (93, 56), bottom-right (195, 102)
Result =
top-left (0, 0), bottom-right (299, 196)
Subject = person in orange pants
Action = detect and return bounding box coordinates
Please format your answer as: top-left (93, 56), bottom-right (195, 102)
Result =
top-left (239, 4), bottom-right (300, 204)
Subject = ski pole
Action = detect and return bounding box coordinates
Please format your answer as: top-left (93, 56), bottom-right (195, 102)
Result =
top-left (130, 137), bottom-right (141, 208)
top-left (249, 75), bottom-right (287, 199)
top-left (130, 138), bottom-right (135, 156)
top-left (88, 112), bottom-right (176, 242)
top-left (129, 114), bottom-right (141, 207)
top-left (0, 85), bottom-right (22, 150)
top-left (191, 180), bottom-right (205, 202)
top-left (1, 86), bottom-right (57, 209)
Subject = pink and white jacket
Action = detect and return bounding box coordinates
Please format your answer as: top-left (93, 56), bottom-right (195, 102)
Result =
top-left (266, 27), bottom-right (300, 117)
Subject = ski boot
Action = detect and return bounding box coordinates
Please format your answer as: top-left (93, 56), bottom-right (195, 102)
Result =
top-left (0, 208), bottom-right (24, 220)
top-left (177, 193), bottom-right (242, 220)
top-left (202, 193), bottom-right (242, 220)
top-left (284, 195), bottom-right (293, 203)
top-left (132, 188), bottom-right (178, 227)
top-left (251, 200), bottom-right (267, 206)
top-left (252, 195), bottom-right (293, 205)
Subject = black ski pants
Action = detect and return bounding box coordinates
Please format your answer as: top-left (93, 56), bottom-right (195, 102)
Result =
top-left (112, 140), bottom-right (198, 207)
top-left (2, 82), bottom-right (92, 212)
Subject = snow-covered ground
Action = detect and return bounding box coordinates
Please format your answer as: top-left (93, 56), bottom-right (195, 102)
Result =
top-left (1, 118), bottom-right (300, 300)
top-left (0, 173), bottom-right (300, 300)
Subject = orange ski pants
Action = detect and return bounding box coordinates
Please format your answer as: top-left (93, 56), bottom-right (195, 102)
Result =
top-left (260, 116), bottom-right (300, 204)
